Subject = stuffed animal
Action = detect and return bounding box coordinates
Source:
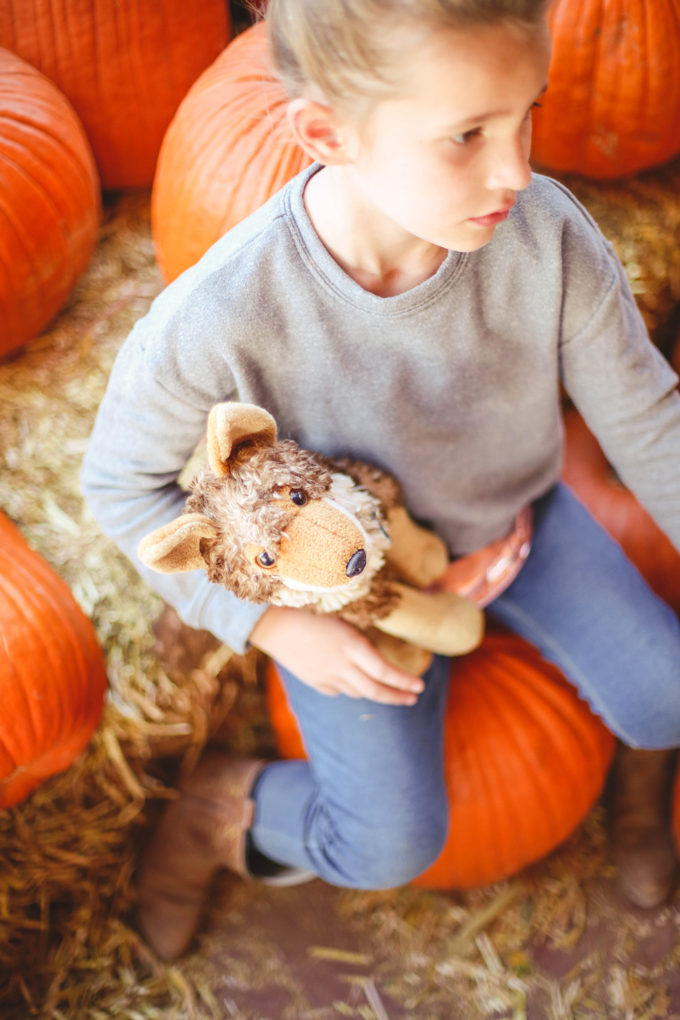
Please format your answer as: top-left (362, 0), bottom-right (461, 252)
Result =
top-left (138, 402), bottom-right (484, 673)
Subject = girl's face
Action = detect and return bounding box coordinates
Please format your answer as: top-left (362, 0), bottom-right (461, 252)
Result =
top-left (341, 19), bottom-right (552, 253)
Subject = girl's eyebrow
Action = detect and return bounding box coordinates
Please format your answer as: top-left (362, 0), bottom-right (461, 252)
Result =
top-left (446, 84), bottom-right (549, 131)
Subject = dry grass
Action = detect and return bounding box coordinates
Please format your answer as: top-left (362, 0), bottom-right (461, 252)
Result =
top-left (1, 162), bottom-right (679, 1019)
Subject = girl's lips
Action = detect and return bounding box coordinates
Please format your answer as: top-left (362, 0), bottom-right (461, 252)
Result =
top-left (468, 206), bottom-right (514, 227)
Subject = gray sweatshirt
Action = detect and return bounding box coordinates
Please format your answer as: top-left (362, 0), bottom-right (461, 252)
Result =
top-left (81, 164), bottom-right (680, 652)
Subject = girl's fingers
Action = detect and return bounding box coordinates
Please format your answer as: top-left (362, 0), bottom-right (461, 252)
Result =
top-left (347, 640), bottom-right (425, 695)
top-left (306, 667), bottom-right (420, 704)
top-left (340, 664), bottom-right (422, 705)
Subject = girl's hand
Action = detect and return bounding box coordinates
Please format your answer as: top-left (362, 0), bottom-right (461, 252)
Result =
top-left (249, 606), bottom-right (425, 705)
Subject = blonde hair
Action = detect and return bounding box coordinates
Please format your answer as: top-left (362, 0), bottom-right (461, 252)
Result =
top-left (265, 0), bottom-right (549, 112)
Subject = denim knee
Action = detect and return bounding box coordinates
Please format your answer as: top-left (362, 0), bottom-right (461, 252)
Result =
top-left (322, 810), bottom-right (449, 890)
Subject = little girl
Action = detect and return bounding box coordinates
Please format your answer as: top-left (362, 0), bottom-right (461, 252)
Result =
top-left (82, 0), bottom-right (680, 959)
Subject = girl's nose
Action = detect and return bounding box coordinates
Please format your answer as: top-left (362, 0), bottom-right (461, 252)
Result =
top-left (485, 135), bottom-right (532, 193)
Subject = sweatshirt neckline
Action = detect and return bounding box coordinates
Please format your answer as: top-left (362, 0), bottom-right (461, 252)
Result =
top-left (284, 163), bottom-right (466, 316)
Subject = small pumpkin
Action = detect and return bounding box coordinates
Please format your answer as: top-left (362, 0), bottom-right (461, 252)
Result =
top-left (0, 513), bottom-right (108, 807)
top-left (0, 47), bottom-right (100, 360)
top-left (265, 630), bottom-right (614, 889)
top-left (531, 0), bottom-right (680, 179)
top-left (152, 22), bottom-right (310, 282)
top-left (561, 407), bottom-right (680, 613)
top-left (0, 0), bottom-right (231, 190)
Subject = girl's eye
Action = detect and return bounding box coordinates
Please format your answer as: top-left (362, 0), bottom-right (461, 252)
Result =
top-left (290, 489), bottom-right (307, 506)
top-left (451, 127), bottom-right (482, 146)
top-left (257, 551), bottom-right (276, 568)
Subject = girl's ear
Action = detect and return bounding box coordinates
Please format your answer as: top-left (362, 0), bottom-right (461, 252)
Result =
top-left (287, 98), bottom-right (353, 165)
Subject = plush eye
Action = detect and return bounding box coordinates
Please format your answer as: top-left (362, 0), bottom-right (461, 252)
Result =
top-left (290, 489), bottom-right (307, 506)
top-left (257, 551), bottom-right (276, 568)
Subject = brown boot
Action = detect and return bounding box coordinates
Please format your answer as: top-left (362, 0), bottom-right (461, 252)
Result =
top-left (136, 752), bottom-right (311, 959)
top-left (608, 744), bottom-right (679, 909)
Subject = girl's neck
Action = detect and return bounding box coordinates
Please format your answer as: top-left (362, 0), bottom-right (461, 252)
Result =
top-left (303, 165), bottom-right (448, 297)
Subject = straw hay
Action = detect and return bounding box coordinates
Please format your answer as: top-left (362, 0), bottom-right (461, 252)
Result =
top-left (0, 166), bottom-right (679, 1019)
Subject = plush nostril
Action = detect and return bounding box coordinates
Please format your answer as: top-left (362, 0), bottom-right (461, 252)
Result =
top-left (346, 549), bottom-right (367, 577)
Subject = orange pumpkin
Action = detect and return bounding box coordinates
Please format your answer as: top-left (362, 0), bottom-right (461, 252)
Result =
top-left (561, 407), bottom-right (680, 613)
top-left (152, 22), bottom-right (311, 282)
top-left (672, 331), bottom-right (680, 377)
top-left (531, 0), bottom-right (680, 179)
top-left (670, 762), bottom-right (680, 858)
top-left (0, 513), bottom-right (108, 807)
top-left (0, 47), bottom-right (100, 360)
top-left (265, 630), bottom-right (614, 889)
top-left (0, 0), bottom-right (231, 190)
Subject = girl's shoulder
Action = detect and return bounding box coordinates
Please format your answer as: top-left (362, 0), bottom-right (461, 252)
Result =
top-left (509, 173), bottom-right (621, 286)
top-left (142, 170), bottom-right (311, 333)
top-left (516, 173), bottom-right (607, 245)
top-left (184, 174), bottom-right (305, 285)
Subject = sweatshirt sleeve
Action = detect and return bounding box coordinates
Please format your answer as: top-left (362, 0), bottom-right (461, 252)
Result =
top-left (555, 184), bottom-right (680, 550)
top-left (80, 277), bottom-right (268, 654)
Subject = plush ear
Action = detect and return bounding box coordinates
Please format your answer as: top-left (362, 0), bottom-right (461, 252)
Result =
top-left (138, 513), bottom-right (219, 573)
top-left (206, 402), bottom-right (278, 477)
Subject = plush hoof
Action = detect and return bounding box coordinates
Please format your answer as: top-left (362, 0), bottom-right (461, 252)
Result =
top-left (367, 628), bottom-right (433, 675)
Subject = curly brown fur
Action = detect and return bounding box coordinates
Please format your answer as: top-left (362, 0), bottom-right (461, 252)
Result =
top-left (332, 575), bottom-right (401, 627)
top-left (325, 457), bottom-right (403, 511)
top-left (185, 440), bottom-right (335, 604)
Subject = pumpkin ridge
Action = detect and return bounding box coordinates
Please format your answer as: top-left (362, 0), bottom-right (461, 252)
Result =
top-left (0, 712), bottom-right (98, 799)
top-left (512, 662), bottom-right (613, 772)
top-left (0, 575), bottom-right (49, 763)
top-left (518, 653), bottom-right (613, 824)
top-left (0, 526), bottom-right (103, 742)
top-left (152, 21), bottom-right (311, 281)
top-left (0, 513), bottom-right (106, 806)
top-left (0, 561), bottom-right (79, 750)
top-left (532, 0), bottom-right (680, 177)
top-left (473, 656), bottom-right (564, 864)
top-left (445, 668), bottom-right (502, 884)
top-left (0, 167), bottom-right (37, 270)
top-left (0, 140), bottom-right (83, 250)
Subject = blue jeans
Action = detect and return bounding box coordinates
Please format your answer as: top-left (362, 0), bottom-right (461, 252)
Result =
top-left (249, 484), bottom-right (680, 888)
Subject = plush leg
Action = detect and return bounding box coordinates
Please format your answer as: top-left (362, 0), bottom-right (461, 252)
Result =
top-left (136, 752), bottom-right (267, 960)
top-left (375, 582), bottom-right (484, 655)
top-left (384, 506), bottom-right (450, 587)
top-left (608, 744), bottom-right (679, 909)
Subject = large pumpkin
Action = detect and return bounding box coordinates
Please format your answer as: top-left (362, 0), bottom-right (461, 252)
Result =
top-left (561, 407), bottom-right (680, 613)
top-left (0, 47), bottom-right (99, 360)
top-left (152, 22), bottom-right (310, 282)
top-left (0, 513), bottom-right (108, 807)
top-left (531, 0), bottom-right (680, 179)
top-left (265, 630), bottom-right (614, 889)
top-left (0, 0), bottom-right (231, 190)
top-left (670, 762), bottom-right (680, 859)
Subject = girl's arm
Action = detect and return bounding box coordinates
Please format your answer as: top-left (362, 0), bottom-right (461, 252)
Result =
top-left (553, 182), bottom-right (680, 550)
top-left (250, 606), bottom-right (425, 705)
top-left (81, 306), bottom-right (268, 654)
